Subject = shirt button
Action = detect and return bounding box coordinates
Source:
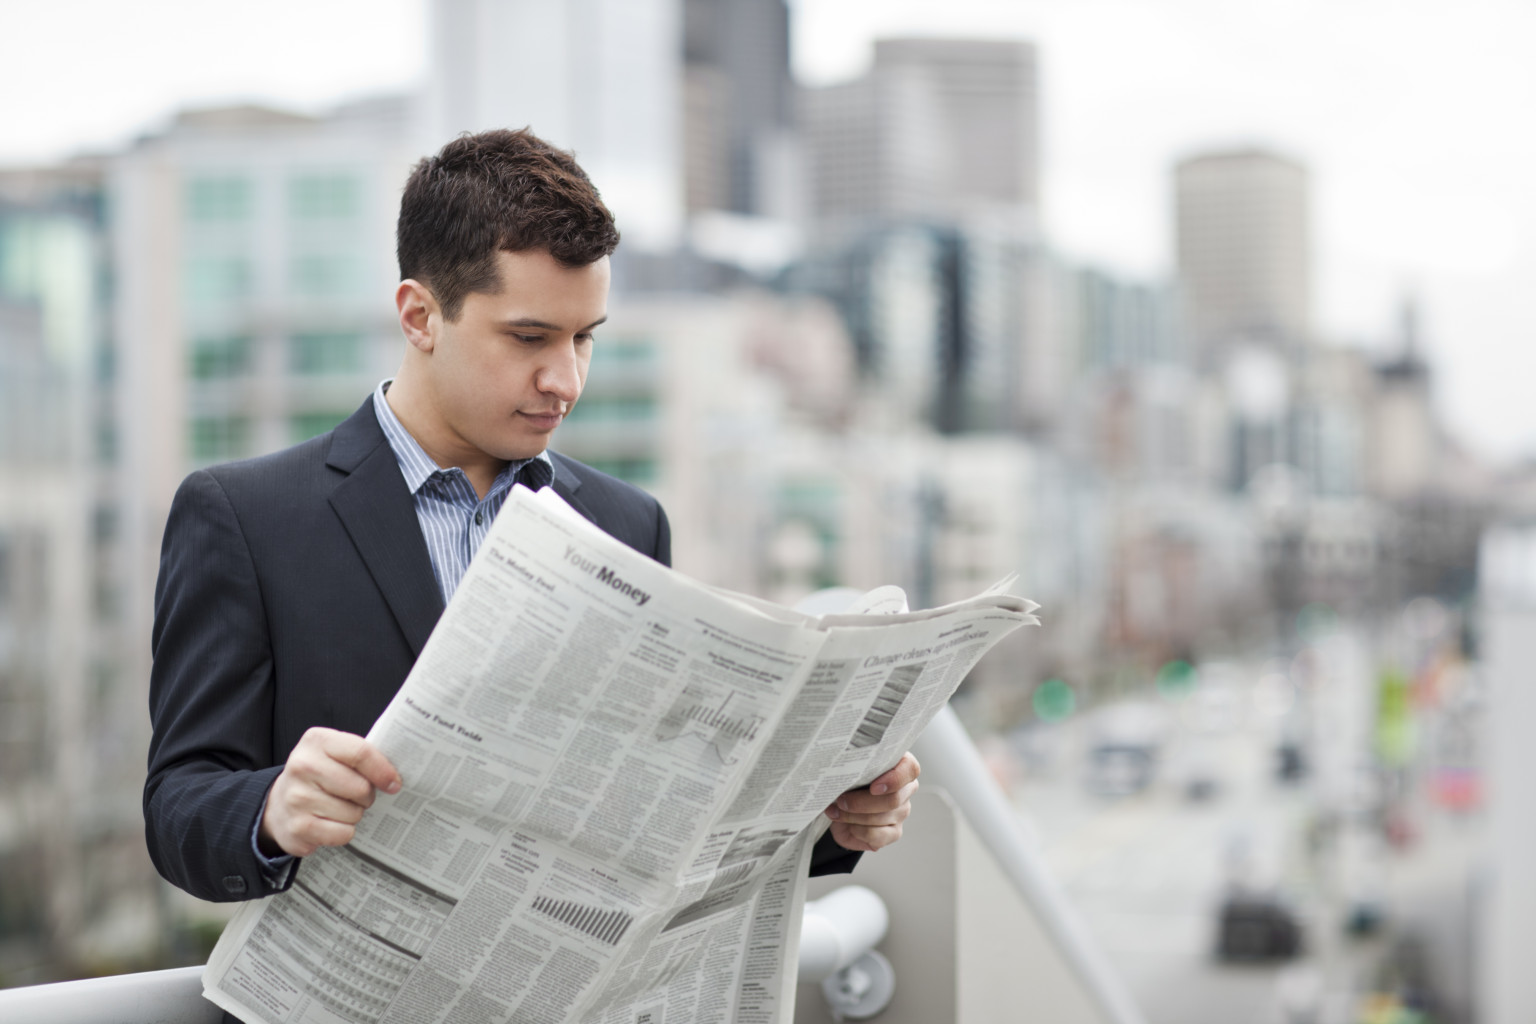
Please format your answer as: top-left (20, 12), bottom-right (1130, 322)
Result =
top-left (475, 511), bottom-right (483, 525)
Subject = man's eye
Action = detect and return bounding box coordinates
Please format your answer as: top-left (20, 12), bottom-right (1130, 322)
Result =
top-left (512, 334), bottom-right (542, 344)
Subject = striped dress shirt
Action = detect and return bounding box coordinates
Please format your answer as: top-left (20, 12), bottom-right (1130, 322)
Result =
top-left (371, 380), bottom-right (554, 606)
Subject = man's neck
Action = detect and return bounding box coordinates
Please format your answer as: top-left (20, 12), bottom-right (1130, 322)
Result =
top-left (384, 379), bottom-right (506, 500)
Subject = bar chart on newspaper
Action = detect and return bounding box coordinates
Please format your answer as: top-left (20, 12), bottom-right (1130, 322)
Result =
top-left (655, 684), bottom-right (768, 765)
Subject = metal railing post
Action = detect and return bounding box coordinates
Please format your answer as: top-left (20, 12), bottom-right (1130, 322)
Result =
top-left (912, 705), bottom-right (1147, 1024)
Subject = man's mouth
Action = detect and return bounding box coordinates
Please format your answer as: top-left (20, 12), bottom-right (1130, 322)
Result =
top-left (520, 409), bottom-right (565, 428)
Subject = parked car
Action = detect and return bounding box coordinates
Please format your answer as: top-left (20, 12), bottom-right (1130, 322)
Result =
top-left (1275, 739), bottom-right (1308, 783)
top-left (1183, 770), bottom-right (1220, 802)
top-left (1083, 700), bottom-right (1168, 797)
top-left (1214, 891), bottom-right (1304, 962)
top-left (1170, 738), bottom-right (1222, 802)
top-left (1086, 742), bottom-right (1157, 798)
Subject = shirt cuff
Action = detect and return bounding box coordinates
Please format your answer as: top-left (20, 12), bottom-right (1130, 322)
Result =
top-left (250, 810), bottom-right (299, 892)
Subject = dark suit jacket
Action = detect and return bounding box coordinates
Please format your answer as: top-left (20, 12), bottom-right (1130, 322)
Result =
top-left (145, 397), bottom-right (856, 905)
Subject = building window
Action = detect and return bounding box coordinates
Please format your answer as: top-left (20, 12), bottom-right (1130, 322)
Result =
top-left (94, 416), bottom-right (117, 465)
top-left (184, 256), bottom-right (251, 305)
top-left (290, 411), bottom-right (351, 443)
top-left (189, 416), bottom-right (250, 461)
top-left (579, 458), bottom-right (657, 485)
top-left (592, 338), bottom-right (656, 366)
top-left (186, 177), bottom-right (252, 221)
top-left (289, 175), bottom-right (361, 220)
top-left (92, 505), bottom-right (118, 543)
top-left (189, 334), bottom-right (252, 378)
top-left (289, 331), bottom-right (365, 375)
top-left (564, 395), bottom-right (657, 423)
top-left (290, 254), bottom-right (362, 298)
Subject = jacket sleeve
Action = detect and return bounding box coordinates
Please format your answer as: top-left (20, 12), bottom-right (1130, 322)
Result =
top-left (143, 469), bottom-right (287, 902)
top-left (809, 832), bottom-right (862, 876)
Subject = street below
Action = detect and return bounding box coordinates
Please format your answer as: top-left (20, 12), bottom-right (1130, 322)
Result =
top-left (995, 633), bottom-right (1483, 1023)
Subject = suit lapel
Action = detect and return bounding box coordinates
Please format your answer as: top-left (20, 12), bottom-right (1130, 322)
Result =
top-left (550, 453), bottom-right (597, 526)
top-left (326, 401), bottom-right (445, 657)
top-left (322, 404), bottom-right (597, 658)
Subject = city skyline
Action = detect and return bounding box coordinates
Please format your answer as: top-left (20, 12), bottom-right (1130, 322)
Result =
top-left (1, 0), bottom-right (1532, 461)
top-left (0, 2), bottom-right (1508, 1002)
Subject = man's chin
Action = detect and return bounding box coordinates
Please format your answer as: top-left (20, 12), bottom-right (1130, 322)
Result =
top-left (492, 434), bottom-right (551, 464)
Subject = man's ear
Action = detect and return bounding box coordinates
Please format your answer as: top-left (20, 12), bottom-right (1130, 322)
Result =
top-left (396, 279), bottom-right (439, 353)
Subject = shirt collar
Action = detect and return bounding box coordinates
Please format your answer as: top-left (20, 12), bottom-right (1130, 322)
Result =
top-left (372, 379), bottom-right (555, 496)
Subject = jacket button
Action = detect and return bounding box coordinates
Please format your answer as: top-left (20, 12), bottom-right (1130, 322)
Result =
top-left (223, 875), bottom-right (248, 895)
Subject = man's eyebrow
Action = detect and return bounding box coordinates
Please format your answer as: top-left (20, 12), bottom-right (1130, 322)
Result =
top-left (498, 315), bottom-right (609, 331)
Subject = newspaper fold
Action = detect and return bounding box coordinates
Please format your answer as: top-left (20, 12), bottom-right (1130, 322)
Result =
top-left (203, 485), bottom-right (1038, 1024)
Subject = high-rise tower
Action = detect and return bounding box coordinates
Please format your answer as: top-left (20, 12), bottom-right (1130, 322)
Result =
top-left (1174, 148), bottom-right (1311, 360)
top-left (797, 38), bottom-right (1041, 433)
top-left (681, 0), bottom-right (795, 218)
top-left (425, 0), bottom-right (684, 251)
top-left (802, 38), bottom-right (1039, 231)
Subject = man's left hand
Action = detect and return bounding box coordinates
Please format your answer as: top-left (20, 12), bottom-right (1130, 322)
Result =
top-left (824, 751), bottom-right (920, 853)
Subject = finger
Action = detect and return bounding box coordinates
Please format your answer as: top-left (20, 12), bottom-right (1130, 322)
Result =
top-left (318, 730), bottom-right (402, 794)
top-left (830, 797), bottom-right (913, 829)
top-left (262, 780), bottom-right (365, 857)
top-left (269, 766), bottom-right (372, 826)
top-left (824, 753), bottom-right (920, 817)
top-left (833, 778), bottom-right (919, 816)
top-left (281, 731), bottom-right (390, 812)
top-left (280, 816), bottom-right (360, 858)
top-left (288, 751), bottom-right (378, 809)
top-left (868, 752), bottom-right (920, 796)
top-left (828, 823), bottom-right (862, 852)
top-left (857, 822), bottom-right (903, 852)
top-left (831, 820), bottom-right (904, 854)
top-left (284, 784), bottom-right (371, 826)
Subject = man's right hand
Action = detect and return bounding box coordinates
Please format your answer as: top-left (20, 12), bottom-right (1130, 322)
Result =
top-left (258, 727), bottom-right (402, 858)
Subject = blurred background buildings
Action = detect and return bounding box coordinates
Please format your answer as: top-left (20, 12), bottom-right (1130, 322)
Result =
top-left (1, 0), bottom-right (1530, 1020)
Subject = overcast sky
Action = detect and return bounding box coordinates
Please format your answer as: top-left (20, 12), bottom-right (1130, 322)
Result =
top-left (3, 0), bottom-right (1532, 462)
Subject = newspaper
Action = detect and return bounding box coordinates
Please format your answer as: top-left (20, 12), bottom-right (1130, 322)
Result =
top-left (202, 485), bottom-right (1038, 1024)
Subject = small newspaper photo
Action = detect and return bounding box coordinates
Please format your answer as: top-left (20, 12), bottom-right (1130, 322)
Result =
top-left (202, 485), bottom-right (1039, 1024)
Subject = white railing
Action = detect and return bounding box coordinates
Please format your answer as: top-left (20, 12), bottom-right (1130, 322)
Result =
top-left (0, 963), bottom-right (217, 1024)
top-left (911, 706), bottom-right (1145, 1024)
top-left (0, 901), bottom-right (891, 1024)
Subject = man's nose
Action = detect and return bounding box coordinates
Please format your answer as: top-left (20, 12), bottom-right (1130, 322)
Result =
top-left (536, 341), bottom-right (583, 403)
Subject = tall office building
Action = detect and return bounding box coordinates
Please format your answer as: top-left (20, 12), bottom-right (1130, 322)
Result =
top-left (0, 166), bottom-right (132, 977)
top-left (106, 101), bottom-right (415, 938)
top-left (425, 0), bottom-right (684, 251)
top-left (681, 0), bottom-right (796, 218)
top-left (1174, 148), bottom-right (1312, 360)
top-left (790, 218), bottom-right (1042, 435)
top-left (1368, 296), bottom-right (1440, 499)
top-left (796, 38), bottom-right (1041, 433)
top-left (112, 98), bottom-right (413, 533)
top-left (802, 38), bottom-right (1039, 232)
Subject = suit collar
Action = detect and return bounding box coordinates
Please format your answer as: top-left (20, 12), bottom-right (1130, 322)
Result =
top-left (327, 397), bottom-right (390, 474)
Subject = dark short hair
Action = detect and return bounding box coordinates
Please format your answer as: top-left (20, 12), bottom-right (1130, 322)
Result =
top-left (396, 128), bottom-right (620, 321)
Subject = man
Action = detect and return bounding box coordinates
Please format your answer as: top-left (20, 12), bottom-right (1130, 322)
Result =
top-left (145, 128), bottom-right (918, 909)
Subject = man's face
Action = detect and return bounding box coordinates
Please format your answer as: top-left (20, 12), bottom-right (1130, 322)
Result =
top-left (424, 248), bottom-right (609, 463)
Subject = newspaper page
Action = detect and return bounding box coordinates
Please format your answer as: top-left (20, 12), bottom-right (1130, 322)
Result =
top-left (202, 485), bottom-right (1037, 1024)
